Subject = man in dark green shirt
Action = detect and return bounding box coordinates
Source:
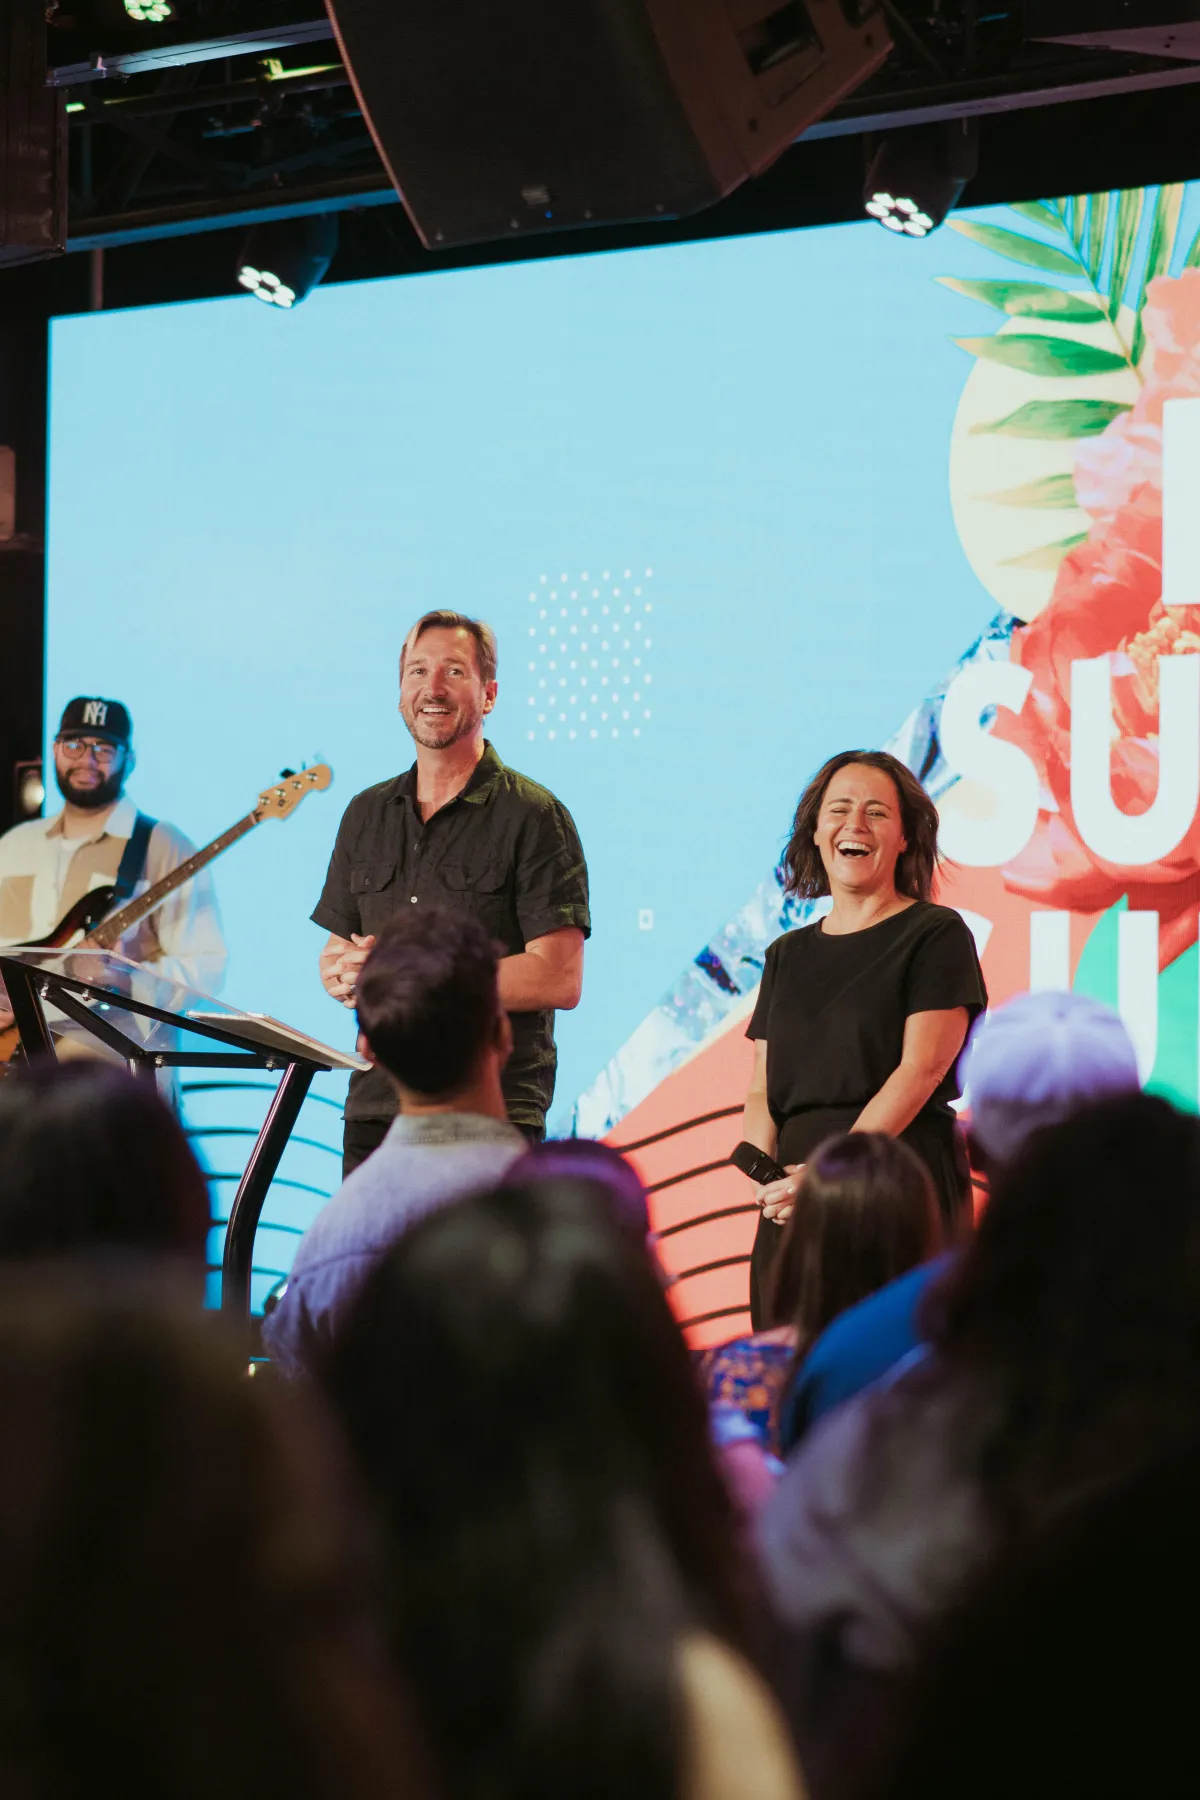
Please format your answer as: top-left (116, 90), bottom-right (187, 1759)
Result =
top-left (314, 609), bottom-right (590, 1173)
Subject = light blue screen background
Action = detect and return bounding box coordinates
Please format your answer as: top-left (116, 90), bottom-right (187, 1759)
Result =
top-left (47, 214), bottom-right (1002, 1303)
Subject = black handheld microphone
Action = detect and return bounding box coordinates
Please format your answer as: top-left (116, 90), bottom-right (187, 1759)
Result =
top-left (729, 1140), bottom-right (788, 1186)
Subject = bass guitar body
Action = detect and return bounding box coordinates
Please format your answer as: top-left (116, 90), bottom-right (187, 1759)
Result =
top-left (12, 887), bottom-right (119, 953)
top-left (0, 887), bottom-right (122, 1068)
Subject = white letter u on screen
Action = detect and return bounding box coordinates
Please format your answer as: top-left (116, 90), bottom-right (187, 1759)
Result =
top-left (1071, 654), bottom-right (1200, 866)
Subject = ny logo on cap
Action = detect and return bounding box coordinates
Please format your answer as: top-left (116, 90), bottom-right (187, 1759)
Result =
top-left (82, 701), bottom-right (108, 727)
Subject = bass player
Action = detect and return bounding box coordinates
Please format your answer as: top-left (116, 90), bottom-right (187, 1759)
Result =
top-left (0, 697), bottom-right (228, 1029)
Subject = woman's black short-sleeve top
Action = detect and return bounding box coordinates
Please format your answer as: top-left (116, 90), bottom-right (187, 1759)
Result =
top-left (746, 901), bottom-right (987, 1128)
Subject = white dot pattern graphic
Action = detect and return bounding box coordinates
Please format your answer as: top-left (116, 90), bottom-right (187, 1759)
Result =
top-left (525, 568), bottom-right (653, 742)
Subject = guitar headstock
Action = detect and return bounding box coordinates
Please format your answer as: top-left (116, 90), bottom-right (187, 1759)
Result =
top-left (255, 763), bottom-right (333, 821)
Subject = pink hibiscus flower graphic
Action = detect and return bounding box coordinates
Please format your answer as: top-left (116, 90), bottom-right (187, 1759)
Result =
top-left (995, 271), bottom-right (1200, 967)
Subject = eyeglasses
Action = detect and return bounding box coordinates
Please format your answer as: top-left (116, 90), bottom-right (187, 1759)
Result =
top-left (56, 737), bottom-right (122, 767)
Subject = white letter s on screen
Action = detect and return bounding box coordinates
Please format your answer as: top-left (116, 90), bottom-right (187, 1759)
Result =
top-left (938, 661), bottom-right (1038, 865)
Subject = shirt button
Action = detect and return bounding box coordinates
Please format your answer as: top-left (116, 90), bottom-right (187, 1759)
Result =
top-left (410, 895), bottom-right (418, 904)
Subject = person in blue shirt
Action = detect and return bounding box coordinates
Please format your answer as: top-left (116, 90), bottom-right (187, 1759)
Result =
top-left (264, 905), bottom-right (526, 1376)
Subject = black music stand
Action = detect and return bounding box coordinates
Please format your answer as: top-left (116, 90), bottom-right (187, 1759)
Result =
top-left (0, 948), bottom-right (366, 1335)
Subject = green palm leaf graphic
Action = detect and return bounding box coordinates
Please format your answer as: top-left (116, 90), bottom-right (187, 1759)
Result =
top-left (970, 398), bottom-right (1132, 438)
top-left (1009, 201), bottom-right (1061, 232)
top-left (938, 278), bottom-right (1104, 321)
top-left (1131, 183), bottom-right (1184, 365)
top-left (948, 184), bottom-right (1194, 551)
top-left (947, 219), bottom-right (1080, 275)
top-left (942, 186), bottom-right (1187, 387)
top-left (956, 335), bottom-right (1130, 377)
top-left (1001, 533), bottom-right (1089, 571)
top-left (1086, 192), bottom-right (1109, 284)
top-left (1109, 188), bottom-right (1144, 318)
top-left (983, 472), bottom-right (1079, 509)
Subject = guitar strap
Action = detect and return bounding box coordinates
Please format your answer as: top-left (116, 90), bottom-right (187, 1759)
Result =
top-left (111, 812), bottom-right (158, 904)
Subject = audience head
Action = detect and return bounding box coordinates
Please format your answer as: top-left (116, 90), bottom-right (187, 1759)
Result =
top-left (927, 1092), bottom-right (1200, 1523)
top-left (0, 1061), bottom-right (209, 1271)
top-left (870, 1442), bottom-right (1200, 1800)
top-left (509, 1137), bottom-right (651, 1246)
top-left (961, 989), bottom-right (1140, 1170)
top-left (355, 906), bottom-right (510, 1101)
top-left (0, 1271), bottom-right (425, 1800)
top-left (323, 1174), bottom-right (752, 1800)
top-left (768, 1131), bottom-right (942, 1334)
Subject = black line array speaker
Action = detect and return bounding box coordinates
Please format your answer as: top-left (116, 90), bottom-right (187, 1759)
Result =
top-left (324, 0), bottom-right (892, 249)
top-left (1, 0), bottom-right (67, 267)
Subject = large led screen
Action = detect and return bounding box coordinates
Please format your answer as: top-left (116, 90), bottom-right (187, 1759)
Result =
top-left (48, 182), bottom-right (1200, 1335)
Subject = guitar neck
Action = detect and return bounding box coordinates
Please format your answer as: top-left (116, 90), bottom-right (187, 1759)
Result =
top-left (86, 811), bottom-right (260, 950)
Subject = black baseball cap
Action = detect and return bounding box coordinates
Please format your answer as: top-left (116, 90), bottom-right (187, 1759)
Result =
top-left (56, 698), bottom-right (133, 746)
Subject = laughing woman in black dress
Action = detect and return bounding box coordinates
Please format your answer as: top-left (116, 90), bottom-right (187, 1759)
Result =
top-left (741, 750), bottom-right (986, 1327)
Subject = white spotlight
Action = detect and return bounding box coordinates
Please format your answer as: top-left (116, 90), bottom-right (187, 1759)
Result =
top-left (233, 215), bottom-right (338, 310)
top-left (863, 120), bottom-right (979, 240)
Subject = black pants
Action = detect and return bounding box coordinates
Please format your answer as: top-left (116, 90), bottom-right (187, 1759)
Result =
top-left (342, 1117), bottom-right (390, 1180)
top-left (342, 1115), bottom-right (544, 1179)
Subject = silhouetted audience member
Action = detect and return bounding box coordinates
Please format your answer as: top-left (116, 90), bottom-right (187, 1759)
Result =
top-left (777, 991), bottom-right (1141, 1447)
top-left (0, 1270), bottom-right (428, 1800)
top-left (323, 1175), bottom-right (805, 1800)
top-left (760, 1093), bottom-right (1200, 1797)
top-left (265, 907), bottom-right (525, 1374)
top-left (864, 1443), bottom-right (1200, 1800)
top-left (0, 1060), bottom-right (209, 1271)
top-left (510, 1136), bottom-right (652, 1244)
top-left (702, 1134), bottom-right (941, 1454)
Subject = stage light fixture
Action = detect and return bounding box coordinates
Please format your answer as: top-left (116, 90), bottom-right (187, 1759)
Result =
top-left (123, 0), bottom-right (173, 20)
top-left (235, 215), bottom-right (338, 310)
top-left (12, 760), bottom-right (44, 822)
top-left (864, 120), bottom-right (979, 240)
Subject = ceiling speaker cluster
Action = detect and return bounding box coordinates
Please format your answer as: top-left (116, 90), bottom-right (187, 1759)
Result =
top-left (324, 0), bottom-right (892, 249)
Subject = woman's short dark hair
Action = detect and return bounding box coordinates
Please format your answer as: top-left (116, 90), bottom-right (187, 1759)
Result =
top-left (0, 1061), bottom-right (210, 1265)
top-left (782, 749), bottom-right (941, 901)
top-left (355, 907), bottom-right (500, 1097)
top-left (768, 1131), bottom-right (942, 1334)
top-left (924, 1093), bottom-right (1200, 1527)
top-left (0, 1271), bottom-right (426, 1800)
top-left (321, 1174), bottom-right (755, 1800)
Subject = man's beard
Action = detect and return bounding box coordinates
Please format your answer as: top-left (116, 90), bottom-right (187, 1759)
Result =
top-left (55, 763), bottom-right (125, 811)
top-left (401, 700), bottom-right (481, 750)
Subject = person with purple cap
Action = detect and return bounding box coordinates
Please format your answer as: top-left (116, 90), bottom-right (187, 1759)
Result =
top-left (507, 1137), bottom-right (652, 1248)
top-left (774, 988), bottom-right (1143, 1452)
top-left (0, 697), bottom-right (227, 1027)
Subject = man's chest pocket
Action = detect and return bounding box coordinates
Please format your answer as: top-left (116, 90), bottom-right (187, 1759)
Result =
top-left (349, 863), bottom-right (398, 934)
top-left (435, 861), bottom-right (512, 934)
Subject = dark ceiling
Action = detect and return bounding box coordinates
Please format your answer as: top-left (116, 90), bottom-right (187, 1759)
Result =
top-left (15, 0), bottom-right (1200, 313)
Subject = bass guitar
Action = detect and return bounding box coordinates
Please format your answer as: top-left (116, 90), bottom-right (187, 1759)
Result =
top-left (0, 763), bottom-right (332, 1065)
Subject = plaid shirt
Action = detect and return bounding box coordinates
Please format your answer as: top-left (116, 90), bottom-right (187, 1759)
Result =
top-left (313, 741), bottom-right (590, 1129)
